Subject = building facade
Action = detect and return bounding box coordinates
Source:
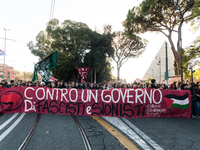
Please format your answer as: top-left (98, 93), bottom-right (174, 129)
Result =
top-left (0, 64), bottom-right (15, 80)
top-left (143, 42), bottom-right (175, 83)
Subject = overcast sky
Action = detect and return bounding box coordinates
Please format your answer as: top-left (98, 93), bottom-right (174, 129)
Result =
top-left (0, 0), bottom-right (199, 82)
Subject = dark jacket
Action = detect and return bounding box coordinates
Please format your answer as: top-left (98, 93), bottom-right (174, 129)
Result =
top-left (57, 84), bottom-right (66, 88)
top-left (196, 89), bottom-right (200, 102)
top-left (188, 88), bottom-right (196, 101)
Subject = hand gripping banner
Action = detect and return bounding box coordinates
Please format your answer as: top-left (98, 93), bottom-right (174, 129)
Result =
top-left (0, 87), bottom-right (191, 118)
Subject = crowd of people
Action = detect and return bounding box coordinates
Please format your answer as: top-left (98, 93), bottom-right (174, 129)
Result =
top-left (0, 79), bottom-right (200, 118)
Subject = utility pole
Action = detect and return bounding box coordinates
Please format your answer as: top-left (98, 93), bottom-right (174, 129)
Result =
top-left (165, 42), bottom-right (168, 86)
top-left (3, 28), bottom-right (9, 79)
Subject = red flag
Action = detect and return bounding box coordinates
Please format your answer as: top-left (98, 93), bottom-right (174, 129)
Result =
top-left (77, 67), bottom-right (90, 81)
top-left (91, 76), bottom-right (93, 83)
top-left (81, 78), bottom-right (83, 83)
top-left (48, 76), bottom-right (58, 82)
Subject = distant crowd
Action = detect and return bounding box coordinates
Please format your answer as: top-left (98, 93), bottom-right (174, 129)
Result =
top-left (0, 79), bottom-right (200, 118)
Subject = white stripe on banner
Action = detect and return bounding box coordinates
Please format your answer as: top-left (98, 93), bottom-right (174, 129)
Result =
top-left (0, 113), bottom-right (19, 130)
top-left (0, 113), bottom-right (25, 142)
top-left (102, 116), bottom-right (152, 150)
top-left (171, 98), bottom-right (189, 105)
top-left (121, 118), bottom-right (164, 150)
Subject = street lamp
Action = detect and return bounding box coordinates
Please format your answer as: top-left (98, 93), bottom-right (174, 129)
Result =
top-left (189, 67), bottom-right (195, 83)
top-left (3, 27), bottom-right (10, 79)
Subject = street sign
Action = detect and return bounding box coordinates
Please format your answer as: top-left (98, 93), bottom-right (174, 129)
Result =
top-left (165, 72), bottom-right (169, 80)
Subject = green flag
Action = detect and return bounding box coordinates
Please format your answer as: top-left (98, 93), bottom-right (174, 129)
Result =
top-left (32, 51), bottom-right (57, 83)
top-left (31, 64), bottom-right (38, 82)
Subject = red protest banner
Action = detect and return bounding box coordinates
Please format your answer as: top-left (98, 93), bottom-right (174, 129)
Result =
top-left (0, 87), bottom-right (191, 118)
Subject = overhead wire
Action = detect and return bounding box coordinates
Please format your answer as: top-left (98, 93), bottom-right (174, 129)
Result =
top-left (49, 0), bottom-right (56, 21)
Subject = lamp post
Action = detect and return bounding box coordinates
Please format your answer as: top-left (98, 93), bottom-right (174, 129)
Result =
top-left (3, 28), bottom-right (9, 79)
top-left (189, 67), bottom-right (195, 83)
top-left (165, 42), bottom-right (169, 86)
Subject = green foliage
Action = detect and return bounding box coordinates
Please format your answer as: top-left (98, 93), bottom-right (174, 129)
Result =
top-left (193, 66), bottom-right (200, 79)
top-left (28, 19), bottom-right (114, 82)
top-left (190, 0), bottom-right (200, 32)
top-left (144, 76), bottom-right (154, 83)
top-left (123, 0), bottom-right (200, 75)
top-left (124, 0), bottom-right (198, 34)
top-left (182, 36), bottom-right (200, 79)
top-left (84, 27), bottom-right (114, 72)
top-left (14, 70), bottom-right (35, 82)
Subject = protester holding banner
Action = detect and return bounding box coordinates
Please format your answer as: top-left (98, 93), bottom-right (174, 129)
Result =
top-left (75, 82), bottom-right (82, 89)
top-left (16, 80), bottom-right (22, 87)
top-left (57, 80), bottom-right (66, 88)
top-left (68, 82), bottom-right (72, 88)
top-left (51, 82), bottom-right (56, 88)
top-left (107, 82), bottom-right (112, 89)
top-left (64, 82), bottom-right (69, 88)
top-left (89, 83), bottom-right (96, 89)
top-left (195, 84), bottom-right (200, 118)
top-left (8, 80), bottom-right (14, 88)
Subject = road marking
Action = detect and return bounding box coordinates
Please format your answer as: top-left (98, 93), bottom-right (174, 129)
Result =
top-left (102, 116), bottom-right (152, 150)
top-left (0, 113), bottom-right (19, 130)
top-left (92, 116), bottom-right (139, 150)
top-left (121, 118), bottom-right (164, 150)
top-left (0, 113), bottom-right (25, 142)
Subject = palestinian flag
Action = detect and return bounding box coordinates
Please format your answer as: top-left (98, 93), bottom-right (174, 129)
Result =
top-left (164, 93), bottom-right (189, 109)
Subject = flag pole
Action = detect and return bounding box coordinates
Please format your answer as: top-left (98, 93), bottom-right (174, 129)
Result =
top-left (54, 52), bottom-right (57, 78)
top-left (40, 51), bottom-right (54, 62)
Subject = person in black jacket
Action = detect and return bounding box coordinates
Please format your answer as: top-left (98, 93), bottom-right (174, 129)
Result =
top-left (188, 83), bottom-right (199, 118)
top-left (75, 82), bottom-right (82, 89)
top-left (89, 83), bottom-right (96, 89)
top-left (57, 80), bottom-right (66, 88)
top-left (151, 79), bottom-right (156, 89)
top-left (195, 84), bottom-right (200, 118)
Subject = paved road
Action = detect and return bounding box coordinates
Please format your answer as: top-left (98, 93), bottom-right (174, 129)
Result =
top-left (0, 113), bottom-right (124, 150)
top-left (126, 117), bottom-right (200, 150)
top-left (0, 113), bottom-right (200, 150)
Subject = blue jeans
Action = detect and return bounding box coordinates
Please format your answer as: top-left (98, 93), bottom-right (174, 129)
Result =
top-left (192, 101), bottom-right (200, 116)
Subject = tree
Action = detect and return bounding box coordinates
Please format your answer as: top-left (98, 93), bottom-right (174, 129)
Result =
top-left (28, 19), bottom-right (114, 82)
top-left (14, 70), bottom-right (35, 81)
top-left (190, 0), bottom-right (200, 32)
top-left (144, 76), bottom-right (154, 83)
top-left (123, 0), bottom-right (200, 75)
top-left (83, 25), bottom-right (114, 83)
top-left (182, 36), bottom-right (200, 79)
top-left (112, 31), bottom-right (147, 81)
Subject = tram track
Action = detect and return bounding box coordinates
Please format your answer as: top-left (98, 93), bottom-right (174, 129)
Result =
top-left (1, 113), bottom-right (91, 150)
top-left (18, 113), bottom-right (41, 150)
top-left (71, 115), bottom-right (92, 150)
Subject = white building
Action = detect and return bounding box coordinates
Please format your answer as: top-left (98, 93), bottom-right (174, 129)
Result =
top-left (142, 42), bottom-right (175, 83)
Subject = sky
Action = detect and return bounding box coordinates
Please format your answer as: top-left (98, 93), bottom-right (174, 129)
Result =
top-left (0, 0), bottom-right (200, 82)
